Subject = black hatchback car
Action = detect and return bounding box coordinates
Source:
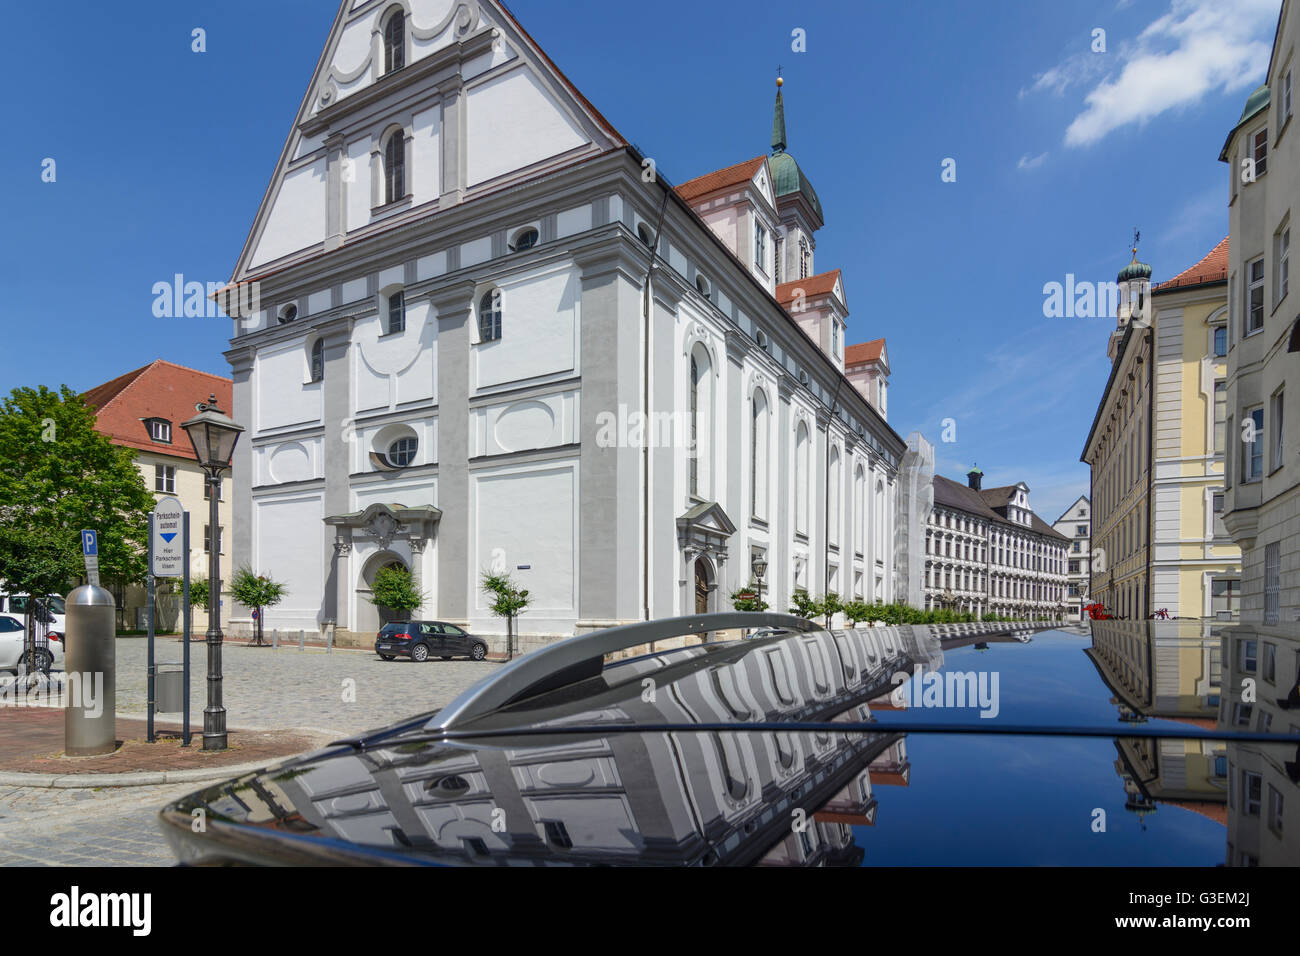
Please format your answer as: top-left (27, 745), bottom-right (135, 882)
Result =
top-left (375, 621), bottom-right (488, 662)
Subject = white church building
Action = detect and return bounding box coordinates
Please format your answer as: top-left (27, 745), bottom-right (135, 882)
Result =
top-left (221, 0), bottom-right (920, 648)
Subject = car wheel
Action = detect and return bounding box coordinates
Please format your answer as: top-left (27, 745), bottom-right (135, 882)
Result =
top-left (470, 643), bottom-right (487, 661)
top-left (379, 654), bottom-right (396, 661)
top-left (410, 643), bottom-right (429, 663)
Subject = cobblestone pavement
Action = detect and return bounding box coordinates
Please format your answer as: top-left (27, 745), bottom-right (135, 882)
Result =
top-left (0, 782), bottom-right (195, 866)
top-left (109, 637), bottom-right (492, 736)
top-left (0, 640), bottom-right (495, 866)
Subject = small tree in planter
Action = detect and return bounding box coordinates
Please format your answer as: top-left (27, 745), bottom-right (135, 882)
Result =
top-left (230, 567), bottom-right (287, 647)
top-left (481, 571), bottom-right (529, 661)
top-left (820, 591), bottom-right (842, 628)
top-left (788, 589), bottom-right (820, 620)
top-left (843, 599), bottom-right (871, 627)
top-left (730, 585), bottom-right (769, 612)
top-left (370, 565), bottom-right (424, 621)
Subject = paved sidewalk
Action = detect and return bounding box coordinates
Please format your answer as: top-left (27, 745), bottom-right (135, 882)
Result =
top-left (0, 708), bottom-right (324, 781)
top-left (73, 637), bottom-right (492, 736)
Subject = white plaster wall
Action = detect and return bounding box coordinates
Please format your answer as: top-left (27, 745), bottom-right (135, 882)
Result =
top-left (352, 300), bottom-right (437, 413)
top-left (473, 265), bottom-right (579, 390)
top-left (252, 158), bottom-right (327, 267)
top-left (345, 137), bottom-right (372, 233)
top-left (256, 437), bottom-right (324, 486)
top-left (556, 204), bottom-right (592, 238)
top-left (470, 462), bottom-right (578, 633)
top-left (254, 340), bottom-right (324, 432)
top-left (465, 68), bottom-right (587, 186)
top-left (470, 389), bottom-right (578, 457)
top-left (411, 104), bottom-right (442, 206)
top-left (253, 491), bottom-right (326, 629)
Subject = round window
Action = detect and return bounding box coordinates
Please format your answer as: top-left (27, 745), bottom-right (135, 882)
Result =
top-left (388, 437), bottom-right (418, 467)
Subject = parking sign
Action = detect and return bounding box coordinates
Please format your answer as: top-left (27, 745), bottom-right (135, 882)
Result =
top-left (151, 498), bottom-right (186, 578)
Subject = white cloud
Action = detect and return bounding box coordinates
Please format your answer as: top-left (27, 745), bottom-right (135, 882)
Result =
top-left (1030, 0), bottom-right (1277, 148)
top-left (1017, 151), bottom-right (1049, 170)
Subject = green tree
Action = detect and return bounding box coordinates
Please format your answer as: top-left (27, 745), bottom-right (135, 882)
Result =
top-left (842, 599), bottom-right (870, 626)
top-left (788, 589), bottom-right (820, 620)
top-left (0, 385), bottom-right (153, 667)
top-left (188, 576), bottom-right (210, 612)
top-left (481, 570), bottom-right (529, 659)
top-left (820, 591), bottom-right (842, 628)
top-left (370, 565), bottom-right (424, 616)
top-left (230, 567), bottom-right (287, 646)
top-left (730, 584), bottom-right (769, 612)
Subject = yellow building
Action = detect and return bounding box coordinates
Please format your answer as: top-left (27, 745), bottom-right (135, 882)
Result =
top-left (84, 360), bottom-right (233, 631)
top-left (1082, 240), bottom-right (1241, 619)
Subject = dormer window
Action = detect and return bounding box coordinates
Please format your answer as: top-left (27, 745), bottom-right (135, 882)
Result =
top-left (383, 8), bottom-right (405, 74)
top-left (146, 419), bottom-right (171, 443)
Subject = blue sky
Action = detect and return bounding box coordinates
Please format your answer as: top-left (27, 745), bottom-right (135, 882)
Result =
top-left (0, 0), bottom-right (1280, 523)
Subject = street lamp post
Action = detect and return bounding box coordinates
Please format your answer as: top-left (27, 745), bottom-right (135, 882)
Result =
top-left (752, 555), bottom-right (768, 609)
top-left (182, 395), bottom-right (244, 752)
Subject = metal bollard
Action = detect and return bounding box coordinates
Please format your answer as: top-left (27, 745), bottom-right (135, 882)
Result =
top-left (272, 627), bottom-right (278, 650)
top-left (326, 626), bottom-right (332, 654)
top-left (298, 629), bottom-right (304, 651)
top-left (64, 585), bottom-right (116, 756)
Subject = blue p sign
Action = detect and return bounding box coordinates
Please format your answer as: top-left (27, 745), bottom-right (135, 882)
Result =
top-left (81, 529), bottom-right (98, 556)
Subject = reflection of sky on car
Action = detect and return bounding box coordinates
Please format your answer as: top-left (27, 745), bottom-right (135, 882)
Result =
top-left (864, 732), bottom-right (1226, 865)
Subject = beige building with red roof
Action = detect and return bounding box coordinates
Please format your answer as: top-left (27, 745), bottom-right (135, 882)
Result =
top-left (1081, 240), bottom-right (1241, 620)
top-left (83, 360), bottom-right (232, 631)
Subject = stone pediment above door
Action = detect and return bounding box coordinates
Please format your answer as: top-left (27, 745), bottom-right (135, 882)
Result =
top-left (677, 501), bottom-right (736, 553)
top-left (326, 502), bottom-right (441, 552)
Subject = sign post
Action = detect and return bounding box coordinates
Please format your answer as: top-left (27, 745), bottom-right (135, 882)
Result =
top-left (149, 498), bottom-right (187, 744)
top-left (79, 529), bottom-right (99, 587)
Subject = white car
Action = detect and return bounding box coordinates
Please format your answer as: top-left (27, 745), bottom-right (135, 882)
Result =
top-left (0, 612), bottom-right (64, 674)
top-left (0, 593), bottom-right (67, 635)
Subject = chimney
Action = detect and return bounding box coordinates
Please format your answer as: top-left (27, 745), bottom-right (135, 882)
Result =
top-left (967, 465), bottom-right (983, 491)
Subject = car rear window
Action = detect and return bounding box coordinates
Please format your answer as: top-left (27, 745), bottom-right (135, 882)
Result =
top-left (380, 623), bottom-right (409, 636)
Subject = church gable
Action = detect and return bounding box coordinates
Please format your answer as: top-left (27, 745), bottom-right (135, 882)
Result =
top-left (752, 162), bottom-right (775, 209)
top-left (234, 0), bottom-right (624, 280)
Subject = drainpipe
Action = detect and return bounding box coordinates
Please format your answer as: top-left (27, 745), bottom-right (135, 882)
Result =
top-left (1145, 326), bottom-right (1155, 618)
top-left (823, 378), bottom-right (845, 609)
top-left (642, 190), bottom-right (670, 626)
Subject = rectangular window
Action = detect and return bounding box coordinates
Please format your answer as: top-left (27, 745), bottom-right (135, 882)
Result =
top-left (1263, 641), bottom-right (1277, 683)
top-left (1252, 127), bottom-right (1268, 177)
top-left (1242, 771), bottom-right (1262, 816)
top-left (387, 290), bottom-right (406, 335)
top-left (1214, 380), bottom-right (1227, 454)
top-left (1271, 390), bottom-right (1285, 472)
top-left (1213, 325), bottom-right (1228, 357)
top-left (1245, 406), bottom-right (1264, 481)
top-left (754, 221), bottom-right (767, 273)
top-left (154, 464), bottom-right (175, 494)
top-left (1211, 577), bottom-right (1240, 616)
top-left (1269, 785), bottom-right (1284, 835)
top-left (1239, 638), bottom-right (1258, 673)
top-left (1278, 227), bottom-right (1290, 303)
top-left (1212, 491), bottom-right (1226, 537)
top-left (203, 524), bottom-right (223, 554)
top-left (1246, 257), bottom-right (1265, 334)
top-left (1069, 559), bottom-right (1079, 574)
top-left (1285, 68), bottom-right (1295, 124)
top-left (203, 479), bottom-right (223, 501)
top-left (1265, 541), bottom-right (1281, 625)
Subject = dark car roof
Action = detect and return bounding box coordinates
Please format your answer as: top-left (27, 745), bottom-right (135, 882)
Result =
top-left (161, 615), bottom-right (1300, 867)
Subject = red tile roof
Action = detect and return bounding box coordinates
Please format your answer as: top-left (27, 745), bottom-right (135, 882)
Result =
top-left (83, 360), bottom-right (233, 462)
top-left (1154, 236), bottom-right (1229, 292)
top-left (775, 268), bottom-right (843, 305)
top-left (844, 338), bottom-right (885, 366)
top-left (675, 156), bottom-right (766, 202)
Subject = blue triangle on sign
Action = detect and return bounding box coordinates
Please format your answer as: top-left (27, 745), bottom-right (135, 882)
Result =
top-left (160, 532), bottom-right (177, 543)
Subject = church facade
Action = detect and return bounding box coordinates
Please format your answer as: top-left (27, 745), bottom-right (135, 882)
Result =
top-left (222, 0), bottom-right (917, 648)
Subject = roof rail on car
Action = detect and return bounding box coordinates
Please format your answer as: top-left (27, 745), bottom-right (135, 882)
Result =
top-left (430, 612), bottom-right (818, 732)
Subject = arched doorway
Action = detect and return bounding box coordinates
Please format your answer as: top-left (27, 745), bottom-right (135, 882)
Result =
top-left (356, 551), bottom-right (408, 634)
top-left (694, 557), bottom-right (713, 614)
